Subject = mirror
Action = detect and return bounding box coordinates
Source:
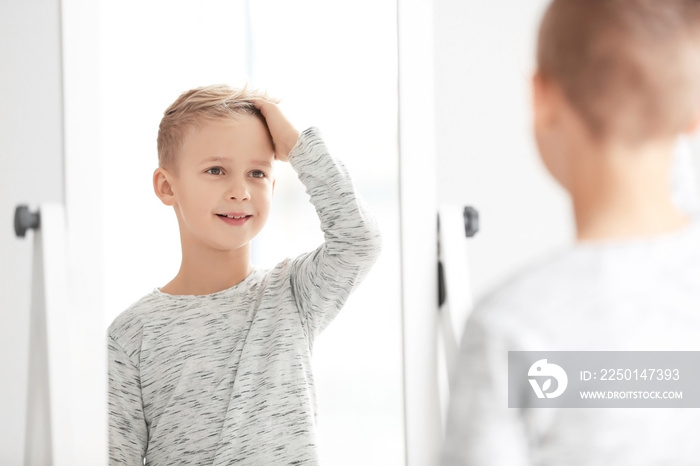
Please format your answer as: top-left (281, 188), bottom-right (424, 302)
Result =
top-left (100, 1), bottom-right (404, 465)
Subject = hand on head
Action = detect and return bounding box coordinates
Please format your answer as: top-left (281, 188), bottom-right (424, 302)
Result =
top-left (251, 99), bottom-right (300, 162)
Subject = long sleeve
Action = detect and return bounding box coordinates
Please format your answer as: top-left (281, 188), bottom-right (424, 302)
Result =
top-left (287, 127), bottom-right (382, 341)
top-left (104, 127), bottom-right (381, 465)
top-left (108, 334), bottom-right (148, 465)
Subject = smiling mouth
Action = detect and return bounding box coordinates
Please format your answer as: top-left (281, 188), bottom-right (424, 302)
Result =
top-left (216, 214), bottom-right (252, 219)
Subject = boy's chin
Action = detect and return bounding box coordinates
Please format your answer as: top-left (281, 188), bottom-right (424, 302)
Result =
top-left (223, 246), bottom-right (254, 256)
top-left (203, 238), bottom-right (254, 254)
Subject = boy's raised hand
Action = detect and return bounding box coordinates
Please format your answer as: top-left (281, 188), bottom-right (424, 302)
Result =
top-left (252, 99), bottom-right (300, 162)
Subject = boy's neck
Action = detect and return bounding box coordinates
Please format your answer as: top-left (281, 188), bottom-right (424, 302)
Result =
top-left (161, 241), bottom-right (253, 296)
top-left (570, 138), bottom-right (690, 243)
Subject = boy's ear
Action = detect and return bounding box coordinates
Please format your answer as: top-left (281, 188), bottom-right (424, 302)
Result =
top-left (533, 72), bottom-right (554, 127)
top-left (682, 107), bottom-right (700, 135)
top-left (153, 167), bottom-right (176, 206)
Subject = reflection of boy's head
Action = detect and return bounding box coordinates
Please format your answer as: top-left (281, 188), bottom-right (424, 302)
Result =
top-left (536, 0), bottom-right (700, 145)
top-left (153, 85), bottom-right (278, 254)
top-left (157, 84), bottom-right (275, 170)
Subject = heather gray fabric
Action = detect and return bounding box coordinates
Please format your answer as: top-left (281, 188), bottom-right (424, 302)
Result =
top-left (441, 219), bottom-right (700, 466)
top-left (108, 128), bottom-right (381, 465)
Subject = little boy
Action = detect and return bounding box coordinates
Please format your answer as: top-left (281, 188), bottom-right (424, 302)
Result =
top-left (442, 0), bottom-right (700, 464)
top-left (108, 85), bottom-right (381, 465)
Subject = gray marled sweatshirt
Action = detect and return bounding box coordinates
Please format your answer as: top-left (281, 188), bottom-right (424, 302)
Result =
top-left (108, 128), bottom-right (382, 465)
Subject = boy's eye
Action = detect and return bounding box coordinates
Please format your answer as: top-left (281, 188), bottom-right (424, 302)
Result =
top-left (206, 167), bottom-right (224, 176)
top-left (249, 170), bottom-right (266, 179)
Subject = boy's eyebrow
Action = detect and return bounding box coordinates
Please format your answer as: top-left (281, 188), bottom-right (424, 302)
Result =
top-left (200, 156), bottom-right (273, 167)
top-left (200, 156), bottom-right (231, 164)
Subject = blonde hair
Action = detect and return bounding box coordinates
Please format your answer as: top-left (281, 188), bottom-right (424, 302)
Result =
top-left (537, 0), bottom-right (700, 144)
top-left (157, 84), bottom-right (277, 169)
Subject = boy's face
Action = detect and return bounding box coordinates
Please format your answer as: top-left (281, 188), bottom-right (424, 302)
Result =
top-left (160, 116), bottom-right (275, 254)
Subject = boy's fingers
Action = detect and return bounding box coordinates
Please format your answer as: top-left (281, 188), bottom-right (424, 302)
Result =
top-left (250, 97), bottom-right (278, 116)
top-left (250, 98), bottom-right (272, 119)
top-left (248, 97), bottom-right (299, 161)
top-left (250, 99), bottom-right (279, 130)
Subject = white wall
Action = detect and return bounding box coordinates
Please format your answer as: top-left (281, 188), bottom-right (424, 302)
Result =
top-left (434, 0), bottom-right (574, 304)
top-left (0, 1), bottom-right (65, 463)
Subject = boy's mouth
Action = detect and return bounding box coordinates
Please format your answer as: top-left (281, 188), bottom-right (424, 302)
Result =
top-left (216, 213), bottom-right (251, 219)
top-left (216, 213), bottom-right (253, 226)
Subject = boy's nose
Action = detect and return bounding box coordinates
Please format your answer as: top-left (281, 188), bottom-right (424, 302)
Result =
top-left (226, 182), bottom-right (250, 201)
